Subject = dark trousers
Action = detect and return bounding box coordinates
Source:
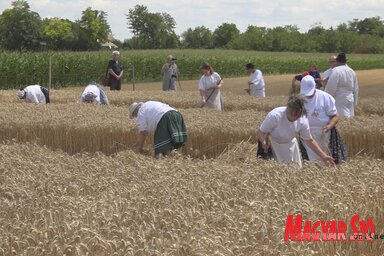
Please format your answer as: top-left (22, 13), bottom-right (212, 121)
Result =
top-left (40, 86), bottom-right (50, 103)
top-left (109, 77), bottom-right (121, 91)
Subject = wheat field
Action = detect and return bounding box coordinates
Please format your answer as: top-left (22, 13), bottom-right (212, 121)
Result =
top-left (1, 71), bottom-right (383, 255)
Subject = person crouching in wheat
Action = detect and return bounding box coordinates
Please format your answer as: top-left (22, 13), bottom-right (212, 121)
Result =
top-left (257, 95), bottom-right (335, 168)
top-left (128, 101), bottom-right (187, 157)
top-left (79, 83), bottom-right (109, 105)
top-left (17, 85), bottom-right (50, 104)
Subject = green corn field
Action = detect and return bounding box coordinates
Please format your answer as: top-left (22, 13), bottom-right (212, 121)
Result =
top-left (1, 49), bottom-right (384, 89)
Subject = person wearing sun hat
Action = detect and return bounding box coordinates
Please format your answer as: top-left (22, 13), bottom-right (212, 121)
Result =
top-left (325, 52), bottom-right (359, 118)
top-left (79, 83), bottom-right (109, 105)
top-left (128, 101), bottom-right (187, 157)
top-left (300, 75), bottom-right (346, 163)
top-left (17, 85), bottom-right (50, 104)
top-left (198, 62), bottom-right (224, 111)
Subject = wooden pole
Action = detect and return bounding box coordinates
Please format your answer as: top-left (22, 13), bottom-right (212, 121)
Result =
top-left (48, 55), bottom-right (52, 91)
top-left (132, 65), bottom-right (135, 91)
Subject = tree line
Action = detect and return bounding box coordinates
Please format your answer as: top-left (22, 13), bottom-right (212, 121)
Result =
top-left (1, 1), bottom-right (384, 53)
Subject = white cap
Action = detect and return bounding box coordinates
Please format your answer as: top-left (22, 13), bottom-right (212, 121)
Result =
top-left (300, 75), bottom-right (316, 96)
top-left (128, 102), bottom-right (143, 119)
top-left (17, 89), bottom-right (26, 99)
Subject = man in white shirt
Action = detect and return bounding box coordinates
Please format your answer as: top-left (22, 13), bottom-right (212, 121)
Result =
top-left (323, 55), bottom-right (337, 87)
top-left (79, 83), bottom-right (109, 105)
top-left (17, 85), bottom-right (50, 104)
top-left (245, 63), bottom-right (265, 97)
top-left (129, 101), bottom-right (187, 157)
top-left (325, 53), bottom-right (359, 118)
top-left (300, 75), bottom-right (340, 162)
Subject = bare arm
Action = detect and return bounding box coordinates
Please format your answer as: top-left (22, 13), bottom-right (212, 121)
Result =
top-left (304, 138), bottom-right (335, 165)
top-left (257, 130), bottom-right (271, 151)
top-left (135, 131), bottom-right (148, 152)
top-left (161, 64), bottom-right (167, 75)
top-left (200, 90), bottom-right (206, 107)
top-left (323, 114), bottom-right (339, 133)
top-left (212, 79), bottom-right (223, 89)
top-left (108, 68), bottom-right (119, 79)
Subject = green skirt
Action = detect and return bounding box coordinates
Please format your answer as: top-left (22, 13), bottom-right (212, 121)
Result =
top-left (154, 110), bottom-right (187, 155)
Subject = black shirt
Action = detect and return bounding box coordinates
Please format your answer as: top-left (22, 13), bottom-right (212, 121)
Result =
top-left (108, 60), bottom-right (123, 76)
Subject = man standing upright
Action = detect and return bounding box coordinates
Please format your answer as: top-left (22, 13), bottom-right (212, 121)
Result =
top-left (325, 53), bottom-right (359, 118)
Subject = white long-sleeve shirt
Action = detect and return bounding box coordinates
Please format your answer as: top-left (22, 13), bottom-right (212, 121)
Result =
top-left (24, 85), bottom-right (47, 104)
top-left (325, 65), bottom-right (359, 118)
top-left (249, 69), bottom-right (265, 97)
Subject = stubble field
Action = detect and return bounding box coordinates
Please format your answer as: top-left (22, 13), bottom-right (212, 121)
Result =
top-left (0, 70), bottom-right (383, 255)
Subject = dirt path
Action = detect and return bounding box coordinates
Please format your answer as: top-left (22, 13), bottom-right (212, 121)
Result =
top-left (119, 69), bottom-right (383, 98)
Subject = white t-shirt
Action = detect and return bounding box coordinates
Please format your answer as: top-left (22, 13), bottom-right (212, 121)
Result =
top-left (305, 90), bottom-right (337, 128)
top-left (323, 68), bottom-right (333, 81)
top-left (249, 69), bottom-right (265, 97)
top-left (80, 85), bottom-right (101, 104)
top-left (136, 101), bottom-right (175, 133)
top-left (24, 85), bottom-right (46, 104)
top-left (260, 107), bottom-right (312, 144)
top-left (198, 72), bottom-right (222, 91)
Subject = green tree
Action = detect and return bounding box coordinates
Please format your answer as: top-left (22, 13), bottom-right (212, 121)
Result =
top-left (213, 23), bottom-right (240, 48)
top-left (0, 0), bottom-right (42, 51)
top-left (349, 17), bottom-right (384, 36)
top-left (228, 26), bottom-right (267, 51)
top-left (126, 5), bottom-right (179, 49)
top-left (76, 7), bottom-right (110, 50)
top-left (42, 18), bottom-right (74, 50)
top-left (182, 26), bottom-right (213, 49)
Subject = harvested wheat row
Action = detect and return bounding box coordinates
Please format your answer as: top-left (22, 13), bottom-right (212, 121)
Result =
top-left (0, 143), bottom-right (382, 255)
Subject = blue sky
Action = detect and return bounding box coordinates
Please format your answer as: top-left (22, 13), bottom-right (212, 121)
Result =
top-left (1, 0), bottom-right (384, 41)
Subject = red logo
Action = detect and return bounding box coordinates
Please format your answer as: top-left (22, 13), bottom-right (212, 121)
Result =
top-left (284, 214), bottom-right (382, 242)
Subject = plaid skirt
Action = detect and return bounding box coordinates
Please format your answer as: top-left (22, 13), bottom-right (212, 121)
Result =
top-left (154, 110), bottom-right (187, 155)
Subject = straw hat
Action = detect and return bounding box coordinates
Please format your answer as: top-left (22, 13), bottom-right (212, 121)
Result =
top-left (128, 102), bottom-right (143, 119)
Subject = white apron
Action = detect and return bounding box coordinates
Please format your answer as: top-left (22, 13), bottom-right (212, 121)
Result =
top-left (250, 87), bottom-right (266, 97)
top-left (203, 88), bottom-right (223, 111)
top-left (303, 127), bottom-right (330, 162)
top-left (270, 137), bottom-right (302, 168)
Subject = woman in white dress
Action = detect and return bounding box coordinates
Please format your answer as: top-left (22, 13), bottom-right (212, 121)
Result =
top-left (198, 62), bottom-right (224, 111)
top-left (258, 95), bottom-right (335, 167)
